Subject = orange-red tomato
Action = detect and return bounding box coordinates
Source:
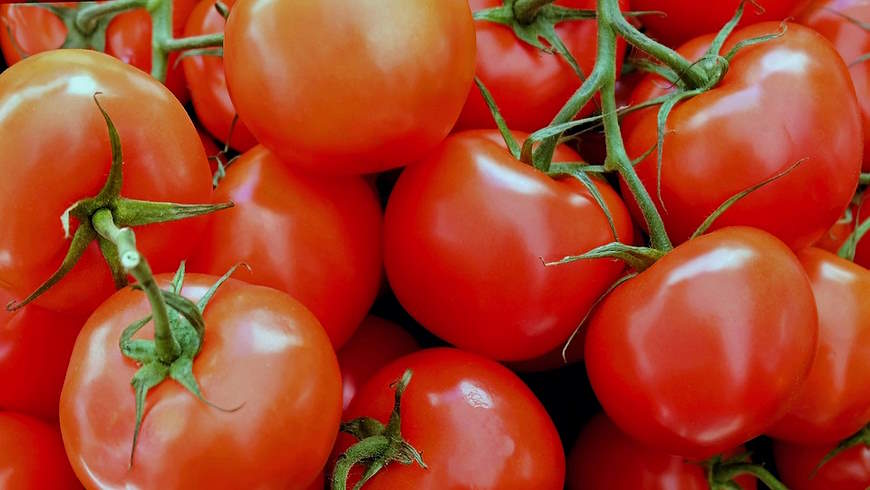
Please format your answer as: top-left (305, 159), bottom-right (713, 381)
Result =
top-left (0, 412), bottom-right (80, 489)
top-left (775, 440), bottom-right (870, 490)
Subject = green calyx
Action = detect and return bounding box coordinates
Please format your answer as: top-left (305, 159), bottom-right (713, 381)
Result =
top-left (704, 453), bottom-right (788, 490)
top-left (332, 370), bottom-right (426, 490)
top-left (5, 94), bottom-right (232, 312)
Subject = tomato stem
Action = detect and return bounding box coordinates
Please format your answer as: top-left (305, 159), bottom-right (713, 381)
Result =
top-left (148, 0), bottom-right (173, 83)
top-left (74, 0), bottom-right (146, 34)
top-left (163, 32), bottom-right (224, 52)
top-left (715, 463), bottom-right (787, 490)
top-left (512, 0), bottom-right (557, 24)
top-left (860, 173), bottom-right (870, 185)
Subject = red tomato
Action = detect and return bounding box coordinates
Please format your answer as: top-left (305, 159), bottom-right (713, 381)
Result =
top-left (0, 288), bottom-right (83, 421)
top-left (182, 0), bottom-right (257, 152)
top-left (767, 248), bottom-right (870, 444)
top-left (814, 211), bottom-right (855, 253)
top-left (0, 412), bottom-right (80, 489)
top-left (337, 316), bottom-right (419, 411)
top-left (585, 227), bottom-right (818, 459)
top-left (633, 0), bottom-right (807, 47)
top-left (775, 440), bottom-right (870, 490)
top-left (60, 273), bottom-right (341, 489)
top-left (384, 130), bottom-right (634, 361)
top-left (0, 1), bottom-right (195, 101)
top-left (0, 50), bottom-right (211, 314)
top-left (623, 23), bottom-right (862, 250)
top-left (223, 0), bottom-right (477, 174)
top-left (334, 348), bottom-right (565, 489)
top-left (568, 413), bottom-right (756, 490)
top-left (457, 0), bottom-right (626, 132)
top-left (188, 145), bottom-right (382, 348)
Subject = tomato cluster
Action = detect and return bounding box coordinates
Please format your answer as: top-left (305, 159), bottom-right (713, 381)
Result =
top-left (1, 0), bottom-right (870, 489)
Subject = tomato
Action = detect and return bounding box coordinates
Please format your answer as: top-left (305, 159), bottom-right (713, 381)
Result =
top-left (800, 0), bottom-right (870, 171)
top-left (182, 0), bottom-right (257, 152)
top-left (774, 440), bottom-right (870, 490)
top-left (334, 348), bottom-right (565, 489)
top-left (457, 0), bottom-right (626, 132)
top-left (814, 210), bottom-right (855, 253)
top-left (0, 1), bottom-right (195, 101)
top-left (223, 0), bottom-right (476, 174)
top-left (60, 273), bottom-right (341, 489)
top-left (568, 413), bottom-right (756, 490)
top-left (337, 316), bottom-right (419, 411)
top-left (585, 227), bottom-right (818, 459)
top-left (0, 50), bottom-right (212, 314)
top-left (766, 248), bottom-right (870, 444)
top-left (633, 0), bottom-right (807, 47)
top-left (623, 22), bottom-right (862, 251)
top-left (189, 145), bottom-right (382, 348)
top-left (855, 190), bottom-right (870, 268)
top-left (0, 412), bottom-right (80, 489)
top-left (0, 288), bottom-right (83, 421)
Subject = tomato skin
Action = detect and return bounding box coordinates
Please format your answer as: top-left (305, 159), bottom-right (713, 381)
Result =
top-left (337, 316), bottom-right (419, 411)
top-left (223, 0), bottom-right (476, 174)
top-left (334, 348), bottom-right (565, 489)
top-left (0, 289), bottom-right (83, 421)
top-left (0, 412), bottom-right (81, 489)
top-left (60, 273), bottom-right (341, 489)
top-left (585, 227), bottom-right (818, 459)
top-left (0, 50), bottom-right (212, 314)
top-left (767, 248), bottom-right (870, 444)
top-left (384, 130), bottom-right (633, 361)
top-left (774, 440), bottom-right (870, 490)
top-left (188, 145), bottom-right (382, 349)
top-left (457, 0), bottom-right (626, 132)
top-left (568, 414), bottom-right (756, 490)
top-left (182, 0), bottom-right (257, 152)
top-left (624, 22), bottom-right (862, 251)
top-left (633, 0), bottom-right (806, 47)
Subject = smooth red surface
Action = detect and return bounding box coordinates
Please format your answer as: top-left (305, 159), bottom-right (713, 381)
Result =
top-left (60, 274), bottom-right (341, 489)
top-left (0, 413), bottom-right (80, 489)
top-left (384, 130), bottom-right (633, 361)
top-left (334, 348), bottom-right (565, 489)
top-left (189, 145), bottom-right (382, 348)
top-left (585, 227), bottom-right (818, 459)
top-left (775, 440), bottom-right (870, 490)
top-left (0, 50), bottom-right (212, 314)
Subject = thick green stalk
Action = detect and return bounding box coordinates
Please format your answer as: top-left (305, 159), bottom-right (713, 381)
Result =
top-left (163, 33), bottom-right (224, 52)
top-left (716, 464), bottom-right (788, 490)
top-left (513, 0), bottom-right (557, 23)
top-left (147, 0), bottom-right (173, 83)
top-left (75, 0), bottom-right (146, 34)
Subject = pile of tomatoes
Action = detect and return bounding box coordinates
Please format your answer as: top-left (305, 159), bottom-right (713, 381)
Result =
top-left (1, 0), bottom-right (870, 489)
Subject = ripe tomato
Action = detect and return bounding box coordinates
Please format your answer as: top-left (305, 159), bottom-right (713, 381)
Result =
top-left (814, 211), bottom-right (855, 253)
top-left (384, 130), bottom-right (634, 361)
top-left (0, 412), bottom-right (80, 489)
top-left (223, 0), bottom-right (476, 174)
top-left (633, 0), bottom-right (806, 47)
top-left (0, 1), bottom-right (195, 101)
top-left (568, 413), bottom-right (756, 490)
top-left (767, 248), bottom-right (870, 444)
top-left (0, 50), bottom-right (212, 314)
top-left (334, 348), bottom-right (565, 489)
top-left (0, 288), bottom-right (83, 421)
top-left (182, 0), bottom-right (257, 151)
top-left (337, 316), bottom-right (419, 411)
top-left (60, 273), bottom-right (341, 489)
top-left (585, 227), bottom-right (818, 459)
top-left (800, 0), bottom-right (870, 171)
top-left (624, 22), bottom-right (862, 250)
top-left (188, 145), bottom-right (382, 348)
top-left (457, 0), bottom-right (626, 132)
top-left (774, 440), bottom-right (870, 490)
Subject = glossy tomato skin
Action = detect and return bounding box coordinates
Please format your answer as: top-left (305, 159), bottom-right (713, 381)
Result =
top-left (0, 289), bottom-right (83, 421)
top-left (0, 50), bottom-right (211, 314)
top-left (337, 316), bottom-right (419, 411)
top-left (0, 412), bottom-right (80, 489)
top-left (182, 0), bottom-right (257, 151)
top-left (568, 414), bottom-right (755, 490)
top-left (335, 348), bottom-right (565, 490)
top-left (458, 0), bottom-right (626, 132)
top-left (774, 440), bottom-right (870, 490)
top-left (767, 248), bottom-right (870, 444)
top-left (189, 145), bottom-right (382, 349)
top-left (585, 227), bottom-right (818, 459)
top-left (384, 130), bottom-right (634, 361)
top-left (60, 274), bottom-right (341, 490)
top-left (624, 22), bottom-right (862, 251)
top-left (633, 0), bottom-right (806, 47)
top-left (223, 0), bottom-right (476, 174)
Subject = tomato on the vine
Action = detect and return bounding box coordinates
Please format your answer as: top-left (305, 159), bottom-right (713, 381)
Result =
top-left (774, 439), bottom-right (870, 490)
top-left (0, 412), bottom-right (80, 489)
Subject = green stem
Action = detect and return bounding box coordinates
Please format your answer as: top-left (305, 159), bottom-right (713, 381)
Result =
top-left (92, 209), bottom-right (180, 363)
top-left (513, 0), bottom-right (557, 23)
top-left (162, 33), bottom-right (224, 52)
top-left (74, 0), bottom-right (146, 34)
top-left (147, 0), bottom-right (173, 83)
top-left (716, 464), bottom-right (788, 490)
top-left (860, 173), bottom-right (870, 185)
